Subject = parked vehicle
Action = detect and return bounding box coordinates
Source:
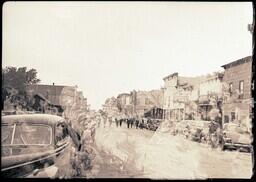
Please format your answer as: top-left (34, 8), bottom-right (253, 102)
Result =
top-left (220, 123), bottom-right (252, 152)
top-left (2, 110), bottom-right (41, 116)
top-left (1, 114), bottom-right (81, 178)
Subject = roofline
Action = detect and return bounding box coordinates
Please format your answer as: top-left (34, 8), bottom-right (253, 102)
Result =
top-left (117, 93), bottom-right (131, 98)
top-left (26, 84), bottom-right (76, 88)
top-left (221, 56), bottom-right (252, 69)
top-left (163, 72), bottom-right (178, 81)
top-left (2, 114), bottom-right (65, 125)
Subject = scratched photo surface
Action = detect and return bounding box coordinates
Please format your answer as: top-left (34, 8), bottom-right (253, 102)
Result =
top-left (1, 1), bottom-right (253, 179)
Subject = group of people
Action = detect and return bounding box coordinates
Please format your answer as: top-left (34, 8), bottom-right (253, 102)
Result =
top-left (114, 117), bottom-right (146, 129)
top-left (96, 114), bottom-right (148, 130)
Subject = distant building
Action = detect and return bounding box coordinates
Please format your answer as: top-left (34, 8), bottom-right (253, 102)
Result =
top-left (198, 72), bottom-right (224, 121)
top-left (221, 56), bottom-right (252, 126)
top-left (162, 72), bottom-right (204, 121)
top-left (116, 93), bottom-right (133, 116)
top-left (26, 84), bottom-right (88, 115)
top-left (115, 89), bottom-right (163, 118)
top-left (134, 89), bottom-right (163, 118)
top-left (102, 97), bottom-right (119, 117)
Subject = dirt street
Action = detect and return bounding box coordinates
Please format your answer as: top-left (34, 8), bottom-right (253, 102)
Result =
top-left (87, 124), bottom-right (252, 179)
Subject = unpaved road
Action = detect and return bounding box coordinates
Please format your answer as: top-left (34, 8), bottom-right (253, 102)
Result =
top-left (87, 124), bottom-right (252, 179)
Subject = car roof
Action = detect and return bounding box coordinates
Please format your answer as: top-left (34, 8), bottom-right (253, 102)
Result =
top-left (1, 114), bottom-right (65, 126)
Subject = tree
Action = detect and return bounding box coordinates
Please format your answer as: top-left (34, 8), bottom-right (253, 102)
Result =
top-left (2, 66), bottom-right (41, 109)
top-left (2, 67), bottom-right (40, 93)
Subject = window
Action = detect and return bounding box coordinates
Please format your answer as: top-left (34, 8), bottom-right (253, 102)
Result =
top-left (11, 124), bottom-right (52, 145)
top-left (231, 112), bottom-right (236, 121)
top-left (239, 80), bottom-right (244, 96)
top-left (56, 123), bottom-right (68, 143)
top-left (229, 83), bottom-right (233, 95)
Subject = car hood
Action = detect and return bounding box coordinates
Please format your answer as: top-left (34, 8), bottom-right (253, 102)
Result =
top-left (226, 133), bottom-right (251, 144)
top-left (1, 145), bottom-right (55, 169)
top-left (2, 145), bottom-right (53, 157)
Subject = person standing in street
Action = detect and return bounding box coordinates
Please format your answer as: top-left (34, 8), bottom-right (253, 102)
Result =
top-left (115, 117), bottom-right (119, 127)
top-left (209, 119), bottom-right (221, 148)
top-left (127, 118), bottom-right (130, 128)
top-left (119, 118), bottom-right (123, 127)
top-left (130, 118), bottom-right (134, 128)
top-left (135, 118), bottom-right (139, 129)
top-left (141, 118), bottom-right (144, 129)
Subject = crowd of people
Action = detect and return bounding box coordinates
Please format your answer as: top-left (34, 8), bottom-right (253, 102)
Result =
top-left (95, 115), bottom-right (159, 131)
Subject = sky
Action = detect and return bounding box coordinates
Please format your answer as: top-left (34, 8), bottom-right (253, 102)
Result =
top-left (2, 2), bottom-right (253, 110)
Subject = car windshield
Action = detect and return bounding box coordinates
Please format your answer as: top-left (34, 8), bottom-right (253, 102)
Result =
top-left (2, 123), bottom-right (52, 145)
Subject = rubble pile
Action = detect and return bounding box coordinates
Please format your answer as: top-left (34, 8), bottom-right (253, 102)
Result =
top-left (135, 132), bottom-right (207, 179)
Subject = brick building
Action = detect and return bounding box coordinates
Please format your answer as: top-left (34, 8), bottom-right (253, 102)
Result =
top-left (26, 84), bottom-right (88, 115)
top-left (221, 56), bottom-right (252, 126)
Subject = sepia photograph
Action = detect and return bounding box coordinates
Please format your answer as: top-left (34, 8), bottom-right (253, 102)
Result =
top-left (1, 1), bottom-right (254, 179)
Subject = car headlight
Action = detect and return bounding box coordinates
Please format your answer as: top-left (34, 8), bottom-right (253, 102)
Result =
top-left (223, 137), bottom-right (232, 143)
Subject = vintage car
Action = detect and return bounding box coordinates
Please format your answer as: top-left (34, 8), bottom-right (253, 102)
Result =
top-left (1, 114), bottom-right (81, 178)
top-left (220, 123), bottom-right (252, 152)
top-left (1, 110), bottom-right (41, 116)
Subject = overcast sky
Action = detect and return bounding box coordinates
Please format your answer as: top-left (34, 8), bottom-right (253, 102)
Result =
top-left (2, 2), bottom-right (253, 110)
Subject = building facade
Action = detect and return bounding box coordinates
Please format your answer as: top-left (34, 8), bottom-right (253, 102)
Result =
top-left (134, 89), bottom-right (163, 117)
top-left (221, 56), bottom-right (252, 126)
top-left (102, 97), bottom-right (119, 117)
top-left (26, 84), bottom-right (88, 116)
top-left (116, 93), bottom-right (133, 116)
top-left (163, 73), bottom-right (204, 121)
top-left (163, 73), bottom-right (178, 120)
top-left (198, 72), bottom-right (224, 121)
